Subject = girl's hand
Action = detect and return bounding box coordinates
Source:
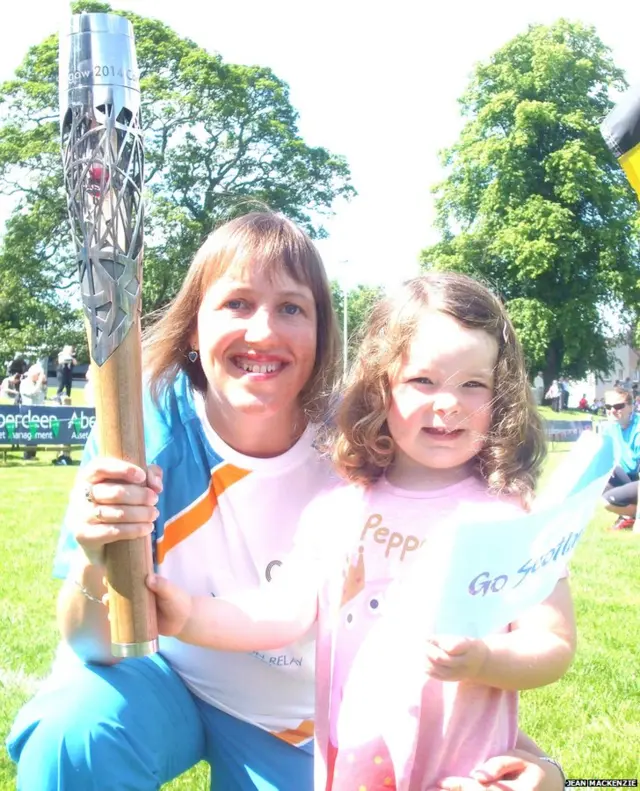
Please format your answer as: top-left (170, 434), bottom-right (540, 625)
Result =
top-left (425, 635), bottom-right (488, 682)
top-left (73, 459), bottom-right (163, 566)
top-left (427, 750), bottom-right (564, 791)
top-left (146, 574), bottom-right (192, 637)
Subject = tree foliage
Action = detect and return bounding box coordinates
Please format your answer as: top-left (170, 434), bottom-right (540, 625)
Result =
top-left (0, 0), bottom-right (354, 365)
top-left (420, 20), bottom-right (640, 385)
top-left (331, 280), bottom-right (384, 367)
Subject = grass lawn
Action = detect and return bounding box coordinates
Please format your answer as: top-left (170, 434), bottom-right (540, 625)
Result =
top-left (1, 447), bottom-right (639, 788)
top-left (0, 381), bottom-right (88, 409)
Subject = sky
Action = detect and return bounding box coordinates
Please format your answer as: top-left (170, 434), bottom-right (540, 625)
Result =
top-left (1, 0), bottom-right (639, 290)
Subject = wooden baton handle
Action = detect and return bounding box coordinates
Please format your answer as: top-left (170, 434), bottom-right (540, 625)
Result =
top-left (91, 321), bottom-right (158, 656)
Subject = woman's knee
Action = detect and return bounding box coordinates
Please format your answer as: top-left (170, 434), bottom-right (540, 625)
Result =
top-left (8, 655), bottom-right (205, 790)
top-left (9, 694), bottom-right (145, 790)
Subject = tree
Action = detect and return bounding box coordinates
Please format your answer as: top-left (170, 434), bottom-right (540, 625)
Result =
top-left (331, 280), bottom-right (384, 367)
top-left (420, 20), bottom-right (640, 386)
top-left (0, 0), bottom-right (355, 364)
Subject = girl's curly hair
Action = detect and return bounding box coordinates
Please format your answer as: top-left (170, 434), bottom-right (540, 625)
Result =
top-left (330, 272), bottom-right (547, 503)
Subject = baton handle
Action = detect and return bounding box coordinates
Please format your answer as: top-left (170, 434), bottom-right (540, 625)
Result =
top-left (91, 322), bottom-right (158, 657)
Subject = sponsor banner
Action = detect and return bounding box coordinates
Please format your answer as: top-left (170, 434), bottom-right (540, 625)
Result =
top-left (0, 405), bottom-right (96, 446)
top-left (544, 419), bottom-right (593, 442)
top-left (0, 409), bottom-right (593, 446)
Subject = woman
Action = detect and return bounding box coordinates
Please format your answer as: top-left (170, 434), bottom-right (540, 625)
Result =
top-left (19, 364), bottom-right (48, 459)
top-left (7, 213), bottom-right (565, 790)
top-left (602, 386), bottom-right (640, 530)
top-left (0, 371), bottom-right (21, 403)
top-left (20, 364), bottom-right (48, 406)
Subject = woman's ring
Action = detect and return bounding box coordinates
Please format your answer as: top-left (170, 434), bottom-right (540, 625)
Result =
top-left (84, 483), bottom-right (94, 503)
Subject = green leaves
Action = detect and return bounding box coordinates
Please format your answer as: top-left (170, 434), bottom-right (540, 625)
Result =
top-left (422, 20), bottom-right (640, 383)
top-left (331, 281), bottom-right (384, 362)
top-left (0, 3), bottom-right (355, 350)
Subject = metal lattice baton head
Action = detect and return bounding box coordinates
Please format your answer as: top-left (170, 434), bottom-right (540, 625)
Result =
top-left (60, 13), bottom-right (144, 366)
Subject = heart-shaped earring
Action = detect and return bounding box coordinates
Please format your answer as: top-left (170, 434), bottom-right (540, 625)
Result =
top-left (187, 350), bottom-right (199, 363)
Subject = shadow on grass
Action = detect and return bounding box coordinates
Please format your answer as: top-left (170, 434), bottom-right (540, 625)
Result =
top-left (0, 451), bottom-right (81, 468)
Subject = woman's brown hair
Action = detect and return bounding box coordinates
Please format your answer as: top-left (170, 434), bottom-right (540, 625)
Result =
top-left (143, 211), bottom-right (340, 421)
top-left (331, 272), bottom-right (547, 502)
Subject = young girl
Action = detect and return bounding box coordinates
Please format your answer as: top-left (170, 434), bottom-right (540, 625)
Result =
top-left (149, 272), bottom-right (575, 790)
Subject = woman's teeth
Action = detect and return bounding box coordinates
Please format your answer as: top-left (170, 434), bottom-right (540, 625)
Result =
top-left (235, 359), bottom-right (281, 374)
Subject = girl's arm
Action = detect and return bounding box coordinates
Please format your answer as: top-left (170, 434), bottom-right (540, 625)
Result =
top-left (425, 578), bottom-right (576, 690)
top-left (147, 485), bottom-right (348, 652)
top-left (148, 573), bottom-right (318, 651)
top-left (148, 487), bottom-right (343, 652)
top-left (475, 577), bottom-right (575, 690)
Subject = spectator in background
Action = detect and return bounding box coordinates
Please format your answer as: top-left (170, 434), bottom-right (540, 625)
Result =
top-left (1, 372), bottom-right (22, 403)
top-left (546, 379), bottom-right (561, 412)
top-left (558, 377), bottom-right (569, 410)
top-left (19, 364), bottom-right (48, 459)
top-left (20, 364), bottom-right (48, 406)
top-left (55, 345), bottom-right (76, 403)
top-left (578, 394), bottom-right (589, 412)
top-left (533, 371), bottom-right (544, 406)
top-left (602, 387), bottom-right (640, 531)
top-left (8, 353), bottom-right (28, 377)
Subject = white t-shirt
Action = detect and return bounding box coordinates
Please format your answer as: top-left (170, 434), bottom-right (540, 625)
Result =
top-left (54, 372), bottom-right (335, 745)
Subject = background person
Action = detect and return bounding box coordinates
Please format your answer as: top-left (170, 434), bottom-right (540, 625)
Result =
top-left (558, 377), bottom-right (569, 411)
top-left (545, 380), bottom-right (560, 412)
top-left (7, 213), bottom-right (565, 791)
top-left (55, 345), bottom-right (76, 402)
top-left (8, 352), bottom-right (28, 377)
top-left (0, 371), bottom-right (22, 403)
top-left (20, 364), bottom-right (48, 406)
top-left (19, 364), bottom-right (48, 459)
top-left (533, 371), bottom-right (544, 406)
top-left (602, 387), bottom-right (640, 531)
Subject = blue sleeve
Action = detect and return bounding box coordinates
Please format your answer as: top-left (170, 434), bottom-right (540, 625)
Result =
top-left (52, 428), bottom-right (99, 579)
top-left (629, 425), bottom-right (640, 473)
top-left (601, 422), bottom-right (630, 471)
top-left (618, 444), bottom-right (636, 475)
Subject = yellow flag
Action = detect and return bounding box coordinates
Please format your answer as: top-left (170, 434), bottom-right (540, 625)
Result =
top-left (601, 84), bottom-right (640, 200)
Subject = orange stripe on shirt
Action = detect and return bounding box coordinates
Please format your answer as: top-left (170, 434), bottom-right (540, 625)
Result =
top-left (156, 463), bottom-right (250, 563)
top-left (272, 719), bottom-right (315, 746)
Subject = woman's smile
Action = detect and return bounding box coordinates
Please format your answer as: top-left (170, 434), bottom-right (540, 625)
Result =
top-left (195, 267), bottom-right (317, 422)
top-left (231, 354), bottom-right (288, 377)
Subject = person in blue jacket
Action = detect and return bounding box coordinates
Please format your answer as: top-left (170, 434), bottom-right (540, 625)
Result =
top-left (602, 386), bottom-right (640, 530)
